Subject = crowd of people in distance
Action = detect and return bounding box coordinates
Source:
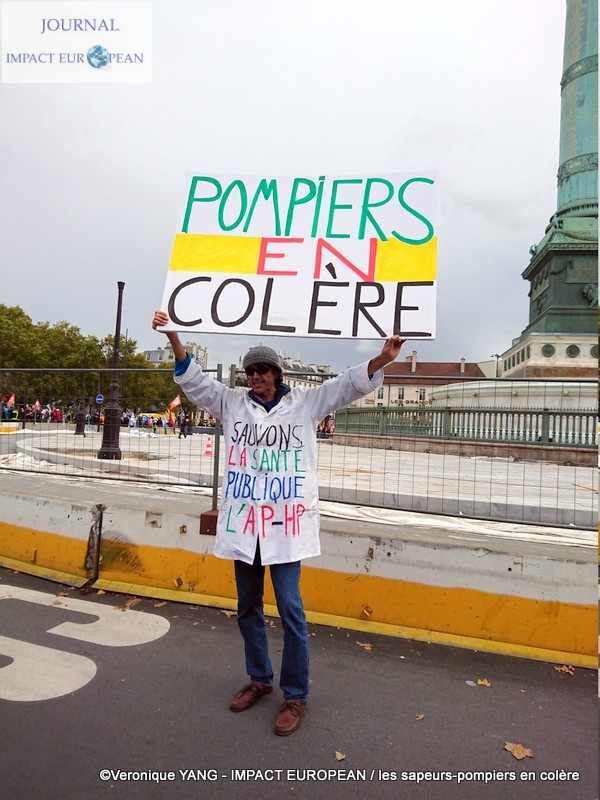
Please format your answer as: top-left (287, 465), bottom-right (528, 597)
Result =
top-left (123, 410), bottom-right (201, 435)
top-left (2, 400), bottom-right (334, 441)
top-left (2, 403), bottom-right (69, 423)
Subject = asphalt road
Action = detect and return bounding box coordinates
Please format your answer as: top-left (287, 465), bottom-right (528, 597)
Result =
top-left (0, 567), bottom-right (597, 800)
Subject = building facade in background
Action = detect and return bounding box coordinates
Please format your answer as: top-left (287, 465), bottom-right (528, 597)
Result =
top-left (234, 353), bottom-right (333, 390)
top-left (350, 351), bottom-right (485, 408)
top-left (144, 341), bottom-right (208, 368)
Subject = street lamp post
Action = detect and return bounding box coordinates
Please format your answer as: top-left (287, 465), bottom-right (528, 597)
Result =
top-left (97, 282), bottom-right (125, 460)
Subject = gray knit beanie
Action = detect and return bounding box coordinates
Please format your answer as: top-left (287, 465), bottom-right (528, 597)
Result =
top-left (242, 345), bottom-right (282, 372)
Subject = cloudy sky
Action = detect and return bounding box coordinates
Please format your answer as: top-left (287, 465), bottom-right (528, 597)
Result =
top-left (1, 0), bottom-right (566, 371)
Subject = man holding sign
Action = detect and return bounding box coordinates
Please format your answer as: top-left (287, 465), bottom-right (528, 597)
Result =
top-left (153, 309), bottom-right (403, 736)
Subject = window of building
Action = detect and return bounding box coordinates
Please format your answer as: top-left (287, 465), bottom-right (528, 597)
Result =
top-left (418, 388), bottom-right (426, 402)
top-left (377, 387), bottom-right (384, 399)
top-left (397, 387), bottom-right (404, 400)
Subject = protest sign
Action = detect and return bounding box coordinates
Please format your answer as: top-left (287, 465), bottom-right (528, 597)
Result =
top-left (159, 173), bottom-right (437, 340)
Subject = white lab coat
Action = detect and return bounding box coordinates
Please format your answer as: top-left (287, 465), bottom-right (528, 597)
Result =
top-left (175, 361), bottom-right (383, 565)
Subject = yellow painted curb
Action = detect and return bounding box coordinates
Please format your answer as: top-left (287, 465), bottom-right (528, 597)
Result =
top-left (92, 578), bottom-right (239, 612)
top-left (91, 577), bottom-right (597, 670)
top-left (2, 517), bottom-right (596, 668)
top-left (303, 609), bottom-right (598, 669)
top-left (0, 555), bottom-right (89, 587)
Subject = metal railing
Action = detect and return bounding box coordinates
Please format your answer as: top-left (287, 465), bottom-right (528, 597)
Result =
top-left (334, 406), bottom-right (597, 446)
top-left (0, 369), bottom-right (597, 529)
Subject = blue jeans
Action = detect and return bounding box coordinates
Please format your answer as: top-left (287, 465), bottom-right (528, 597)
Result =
top-left (234, 545), bottom-right (309, 702)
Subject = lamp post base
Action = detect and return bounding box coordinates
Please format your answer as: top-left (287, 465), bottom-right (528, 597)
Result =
top-left (97, 405), bottom-right (122, 460)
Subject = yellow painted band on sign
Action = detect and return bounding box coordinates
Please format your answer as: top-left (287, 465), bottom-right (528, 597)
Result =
top-left (375, 236), bottom-right (437, 282)
top-left (169, 232), bottom-right (438, 282)
top-left (169, 233), bottom-right (262, 273)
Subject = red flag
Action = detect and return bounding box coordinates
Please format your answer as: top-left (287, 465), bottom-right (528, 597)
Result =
top-left (34, 399), bottom-right (41, 411)
top-left (168, 394), bottom-right (181, 410)
top-left (6, 393), bottom-right (15, 408)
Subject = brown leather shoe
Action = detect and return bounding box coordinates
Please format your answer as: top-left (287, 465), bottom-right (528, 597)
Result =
top-left (274, 700), bottom-right (307, 736)
top-left (229, 683), bottom-right (273, 712)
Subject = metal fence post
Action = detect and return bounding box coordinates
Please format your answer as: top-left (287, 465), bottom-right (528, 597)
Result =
top-left (211, 364), bottom-right (223, 511)
top-left (442, 408), bottom-right (451, 438)
top-left (540, 408), bottom-right (551, 444)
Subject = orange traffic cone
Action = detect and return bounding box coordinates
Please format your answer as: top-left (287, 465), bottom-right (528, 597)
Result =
top-left (204, 436), bottom-right (213, 457)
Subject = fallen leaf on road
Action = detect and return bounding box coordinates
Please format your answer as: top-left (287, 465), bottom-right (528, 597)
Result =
top-left (56, 591), bottom-right (70, 597)
top-left (504, 742), bottom-right (534, 760)
top-left (356, 641), bottom-right (372, 652)
top-left (334, 751), bottom-right (346, 761)
top-left (51, 600), bottom-right (62, 606)
top-left (115, 597), bottom-right (142, 611)
top-left (221, 609), bottom-right (237, 618)
top-left (554, 665), bottom-right (575, 675)
top-left (415, 714), bottom-right (425, 721)
top-left (477, 679), bottom-right (491, 686)
top-left (153, 601), bottom-right (167, 608)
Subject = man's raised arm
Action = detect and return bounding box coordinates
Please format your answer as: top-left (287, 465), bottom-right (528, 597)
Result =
top-left (367, 335), bottom-right (405, 374)
top-left (152, 310), bottom-right (188, 363)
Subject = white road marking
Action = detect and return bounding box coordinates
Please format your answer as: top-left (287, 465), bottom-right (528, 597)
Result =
top-left (0, 585), bottom-right (171, 702)
top-left (0, 585), bottom-right (170, 645)
top-left (0, 636), bottom-right (96, 701)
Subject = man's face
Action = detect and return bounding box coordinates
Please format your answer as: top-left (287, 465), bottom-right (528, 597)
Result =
top-left (245, 363), bottom-right (278, 401)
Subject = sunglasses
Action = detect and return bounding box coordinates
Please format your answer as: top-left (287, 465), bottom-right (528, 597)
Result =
top-left (245, 363), bottom-right (272, 377)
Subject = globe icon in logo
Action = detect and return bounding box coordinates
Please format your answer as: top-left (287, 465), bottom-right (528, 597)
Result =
top-left (87, 45), bottom-right (110, 69)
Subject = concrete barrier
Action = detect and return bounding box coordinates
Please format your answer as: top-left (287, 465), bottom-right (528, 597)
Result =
top-left (0, 471), bottom-right (596, 667)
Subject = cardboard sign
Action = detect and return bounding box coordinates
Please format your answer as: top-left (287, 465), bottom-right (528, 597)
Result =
top-left (159, 173), bottom-right (437, 340)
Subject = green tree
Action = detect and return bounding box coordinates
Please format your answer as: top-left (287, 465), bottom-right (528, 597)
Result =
top-left (96, 335), bottom-right (175, 413)
top-left (0, 304), bottom-right (177, 415)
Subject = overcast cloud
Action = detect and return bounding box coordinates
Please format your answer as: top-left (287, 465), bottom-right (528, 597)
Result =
top-left (0, 0), bottom-right (565, 371)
